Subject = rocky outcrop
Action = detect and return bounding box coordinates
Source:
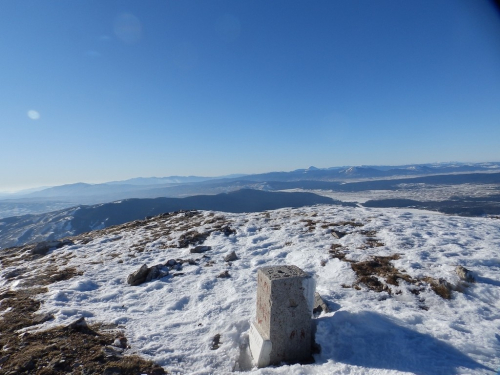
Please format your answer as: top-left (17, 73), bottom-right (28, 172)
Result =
top-left (456, 265), bottom-right (475, 283)
top-left (224, 251), bottom-right (238, 262)
top-left (190, 246), bottom-right (211, 254)
top-left (145, 265), bottom-right (170, 283)
top-left (313, 292), bottom-right (330, 315)
top-left (31, 239), bottom-right (74, 255)
top-left (216, 270), bottom-right (230, 279)
top-left (127, 263), bottom-right (171, 286)
top-left (127, 264), bottom-right (150, 286)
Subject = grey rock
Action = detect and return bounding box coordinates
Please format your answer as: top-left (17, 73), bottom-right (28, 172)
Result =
top-left (66, 317), bottom-right (89, 332)
top-left (32, 313), bottom-right (54, 325)
top-left (313, 292), bottom-right (330, 315)
top-left (216, 270), bottom-right (230, 278)
top-left (104, 345), bottom-right (124, 357)
top-left (221, 226), bottom-right (236, 236)
top-left (331, 230), bottom-right (347, 239)
top-left (224, 251), bottom-right (238, 262)
top-left (127, 264), bottom-right (149, 286)
top-left (145, 264), bottom-right (169, 282)
top-left (190, 245), bottom-right (212, 254)
top-left (166, 259), bottom-right (177, 266)
top-left (210, 333), bottom-right (221, 350)
top-left (173, 263), bottom-right (182, 271)
top-left (456, 265), bottom-right (475, 283)
top-left (32, 239), bottom-right (74, 255)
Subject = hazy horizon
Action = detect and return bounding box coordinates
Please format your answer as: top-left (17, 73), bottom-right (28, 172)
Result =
top-left (1, 160), bottom-right (499, 194)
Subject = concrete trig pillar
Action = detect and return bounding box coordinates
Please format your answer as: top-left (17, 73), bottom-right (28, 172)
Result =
top-left (249, 265), bottom-right (316, 367)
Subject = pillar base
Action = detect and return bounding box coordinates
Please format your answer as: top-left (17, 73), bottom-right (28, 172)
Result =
top-left (249, 321), bottom-right (272, 368)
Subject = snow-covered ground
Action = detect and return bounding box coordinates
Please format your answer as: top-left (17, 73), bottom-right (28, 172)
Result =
top-left (283, 183), bottom-right (500, 203)
top-left (2, 205), bottom-right (500, 374)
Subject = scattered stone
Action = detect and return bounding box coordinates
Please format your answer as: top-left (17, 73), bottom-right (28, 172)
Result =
top-left (210, 334), bottom-right (221, 350)
top-left (103, 346), bottom-right (124, 360)
top-left (66, 317), bottom-right (90, 332)
top-left (166, 259), bottom-right (177, 266)
top-left (127, 264), bottom-right (169, 285)
top-left (113, 336), bottom-right (128, 349)
top-left (313, 292), bottom-right (330, 315)
top-left (31, 239), bottom-right (74, 255)
top-left (190, 245), bottom-right (212, 254)
top-left (127, 264), bottom-right (150, 286)
top-left (145, 264), bottom-right (169, 282)
top-left (32, 313), bottom-right (54, 325)
top-left (216, 270), bottom-right (230, 278)
top-left (221, 225), bottom-right (236, 236)
top-left (331, 230), bottom-right (347, 239)
top-left (179, 231), bottom-right (210, 248)
top-left (320, 259), bottom-right (327, 267)
top-left (169, 262), bottom-right (182, 271)
top-left (224, 251), bottom-right (238, 262)
top-left (456, 265), bottom-right (475, 283)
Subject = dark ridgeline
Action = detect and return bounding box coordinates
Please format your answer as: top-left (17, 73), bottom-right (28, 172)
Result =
top-left (70, 189), bottom-right (349, 232)
top-left (0, 189), bottom-right (350, 249)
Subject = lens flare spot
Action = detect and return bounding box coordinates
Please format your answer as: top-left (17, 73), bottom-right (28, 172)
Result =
top-left (113, 13), bottom-right (142, 44)
top-left (27, 110), bottom-right (40, 120)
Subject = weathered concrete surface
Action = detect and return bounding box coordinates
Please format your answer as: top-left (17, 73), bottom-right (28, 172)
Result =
top-left (250, 265), bottom-right (315, 367)
top-left (249, 322), bottom-right (272, 367)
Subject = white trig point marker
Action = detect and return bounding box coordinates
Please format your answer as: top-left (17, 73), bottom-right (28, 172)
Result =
top-left (249, 265), bottom-right (316, 367)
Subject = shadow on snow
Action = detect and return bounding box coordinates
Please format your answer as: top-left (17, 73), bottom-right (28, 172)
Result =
top-left (476, 276), bottom-right (500, 287)
top-left (315, 311), bottom-right (493, 375)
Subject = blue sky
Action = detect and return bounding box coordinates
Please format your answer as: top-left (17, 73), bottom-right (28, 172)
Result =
top-left (1, 0), bottom-right (500, 191)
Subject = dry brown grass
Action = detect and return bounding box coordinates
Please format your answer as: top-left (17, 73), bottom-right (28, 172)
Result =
top-left (0, 288), bottom-right (166, 374)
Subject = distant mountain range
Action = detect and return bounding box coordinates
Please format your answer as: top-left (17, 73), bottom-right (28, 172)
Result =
top-left (2, 168), bottom-right (500, 249)
top-left (2, 162), bottom-right (499, 206)
top-left (105, 174), bottom-right (248, 186)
